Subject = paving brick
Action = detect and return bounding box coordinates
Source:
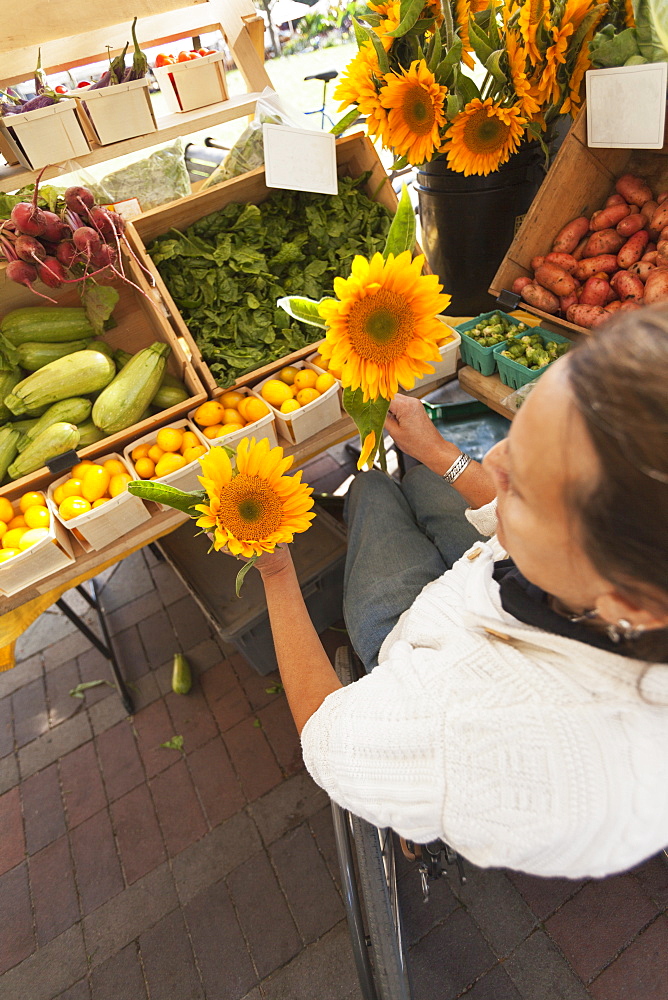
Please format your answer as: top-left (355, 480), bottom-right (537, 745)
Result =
top-left (83, 862), bottom-right (178, 969)
top-left (87, 693), bottom-right (129, 737)
top-left (54, 979), bottom-right (91, 1000)
top-left (0, 786), bottom-right (24, 876)
top-left (250, 770), bottom-right (329, 846)
top-left (172, 812), bottom-right (262, 906)
top-left (227, 850), bottom-right (301, 979)
top-left (150, 758), bottom-right (207, 857)
top-left (132, 698), bottom-right (182, 778)
top-left (224, 716), bottom-right (283, 801)
top-left (460, 965), bottom-right (523, 999)
top-left (41, 629), bottom-right (93, 672)
top-left (18, 711), bottom-right (92, 779)
top-left (166, 595), bottom-right (213, 650)
top-left (397, 855), bottom-right (459, 947)
top-left (76, 646), bottom-right (114, 706)
top-left (0, 695), bottom-right (14, 757)
top-left (0, 923), bottom-right (87, 1000)
top-left (409, 906), bottom-right (496, 1000)
top-left (107, 589), bottom-right (163, 635)
top-left (308, 804), bottom-right (343, 891)
top-left (149, 559), bottom-right (189, 606)
top-left (270, 823), bottom-right (343, 944)
top-left (260, 921), bottom-right (360, 1000)
top-left (629, 852), bottom-right (668, 910)
top-left (137, 610), bottom-right (178, 671)
top-left (452, 865), bottom-right (537, 958)
top-left (111, 783), bottom-right (165, 885)
top-left (89, 941), bottom-right (147, 1000)
top-left (183, 638), bottom-right (224, 675)
top-left (546, 873), bottom-right (658, 982)
top-left (258, 696), bottom-right (303, 777)
top-left (99, 551), bottom-right (154, 612)
top-left (504, 929), bottom-right (591, 1000)
top-left (230, 652), bottom-right (283, 712)
top-left (200, 660), bottom-right (251, 732)
top-left (0, 862), bottom-right (34, 975)
top-left (96, 719), bottom-right (144, 801)
top-left (140, 907), bottom-right (204, 1000)
top-left (59, 741), bottom-right (106, 829)
top-left (185, 879), bottom-right (257, 1000)
top-left (45, 659), bottom-right (81, 727)
top-left (131, 670), bottom-right (162, 711)
top-left (164, 688), bottom-right (218, 752)
top-left (0, 652), bottom-right (42, 698)
top-left (187, 737), bottom-right (245, 828)
top-left (507, 869), bottom-right (586, 921)
top-left (0, 754), bottom-right (19, 795)
top-left (112, 625), bottom-right (150, 683)
top-left (22, 762), bottom-right (66, 854)
top-left (589, 914), bottom-right (668, 1000)
top-left (70, 808), bottom-right (124, 915)
top-left (12, 675), bottom-right (48, 747)
top-left (30, 835), bottom-right (79, 946)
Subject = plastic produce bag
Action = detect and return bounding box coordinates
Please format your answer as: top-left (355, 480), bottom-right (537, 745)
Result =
top-left (97, 139), bottom-right (191, 211)
top-left (501, 380), bottom-right (540, 412)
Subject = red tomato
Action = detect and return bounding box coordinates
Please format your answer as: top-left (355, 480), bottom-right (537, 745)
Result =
top-left (55, 85), bottom-right (68, 94)
top-left (197, 48), bottom-right (210, 56)
top-left (77, 81), bottom-right (91, 88)
top-left (177, 51), bottom-right (191, 62)
top-left (188, 51), bottom-right (202, 58)
top-left (155, 53), bottom-right (173, 67)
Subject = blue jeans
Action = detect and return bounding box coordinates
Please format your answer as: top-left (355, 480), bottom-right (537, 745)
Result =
top-left (343, 467), bottom-right (483, 671)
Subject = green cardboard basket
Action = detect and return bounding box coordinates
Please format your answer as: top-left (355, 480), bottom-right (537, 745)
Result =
top-left (455, 311), bottom-right (530, 376)
top-left (493, 329), bottom-right (572, 390)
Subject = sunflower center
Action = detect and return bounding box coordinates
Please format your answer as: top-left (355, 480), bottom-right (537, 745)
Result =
top-left (463, 110), bottom-right (510, 152)
top-left (347, 289), bottom-right (415, 362)
top-left (402, 84), bottom-right (436, 135)
top-left (217, 475), bottom-right (284, 541)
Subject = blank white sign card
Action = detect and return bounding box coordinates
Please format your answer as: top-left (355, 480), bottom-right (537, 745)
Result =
top-left (263, 124), bottom-right (338, 196)
top-left (586, 64), bottom-right (667, 149)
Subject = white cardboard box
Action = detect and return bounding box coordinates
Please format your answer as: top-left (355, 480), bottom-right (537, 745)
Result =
top-left (0, 498), bottom-right (74, 597)
top-left (74, 78), bottom-right (157, 146)
top-left (586, 64), bottom-right (668, 149)
top-left (153, 51), bottom-right (228, 113)
top-left (413, 322), bottom-right (461, 390)
top-left (0, 99), bottom-right (90, 169)
top-left (189, 388), bottom-right (278, 452)
top-left (250, 362), bottom-right (342, 446)
top-left (123, 419), bottom-right (208, 508)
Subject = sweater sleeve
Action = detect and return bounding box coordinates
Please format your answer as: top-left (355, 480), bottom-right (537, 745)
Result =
top-left (465, 497), bottom-right (498, 536)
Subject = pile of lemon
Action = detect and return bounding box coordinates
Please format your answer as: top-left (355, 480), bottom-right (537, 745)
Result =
top-left (0, 492), bottom-right (54, 563)
top-left (258, 366), bottom-right (337, 414)
top-left (130, 426), bottom-right (206, 480)
top-left (51, 459), bottom-right (133, 521)
top-left (192, 392), bottom-right (271, 439)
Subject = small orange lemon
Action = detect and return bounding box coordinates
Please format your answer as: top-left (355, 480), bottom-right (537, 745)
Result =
top-left (219, 390), bottom-right (244, 409)
top-left (280, 399), bottom-right (301, 414)
top-left (218, 423), bottom-right (244, 436)
top-left (193, 400), bottom-right (225, 427)
top-left (59, 496), bottom-right (91, 520)
top-left (19, 491), bottom-right (46, 513)
top-left (52, 484), bottom-right (67, 506)
top-left (69, 463), bottom-right (94, 479)
top-left (147, 444), bottom-right (164, 465)
top-left (18, 528), bottom-right (49, 550)
top-left (61, 478), bottom-right (84, 500)
top-left (81, 465), bottom-right (111, 503)
top-left (23, 505), bottom-right (50, 530)
top-left (92, 498), bottom-right (111, 508)
top-left (103, 458), bottom-right (126, 476)
top-left (222, 408), bottom-right (243, 425)
top-left (261, 380), bottom-right (293, 407)
top-left (156, 427), bottom-right (184, 453)
top-left (296, 388), bottom-right (320, 406)
top-left (0, 548), bottom-right (19, 562)
top-left (310, 353), bottom-right (327, 370)
top-left (202, 424), bottom-right (224, 440)
top-left (315, 372), bottom-right (336, 393)
top-left (155, 453), bottom-right (187, 478)
top-left (131, 442), bottom-right (151, 462)
top-left (293, 369), bottom-right (318, 391)
top-left (3, 527), bottom-right (27, 548)
top-left (0, 498), bottom-right (14, 523)
top-left (278, 366), bottom-right (299, 385)
top-left (183, 445), bottom-right (206, 464)
top-left (109, 474), bottom-right (132, 498)
top-left (243, 398), bottom-right (270, 423)
top-left (134, 457), bottom-right (155, 480)
top-left (8, 515), bottom-right (26, 530)
top-left (181, 431), bottom-right (198, 452)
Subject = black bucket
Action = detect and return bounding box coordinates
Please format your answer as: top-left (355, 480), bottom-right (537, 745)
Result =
top-left (416, 143), bottom-right (545, 316)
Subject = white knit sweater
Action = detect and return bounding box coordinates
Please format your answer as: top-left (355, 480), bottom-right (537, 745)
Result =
top-left (301, 501), bottom-right (668, 878)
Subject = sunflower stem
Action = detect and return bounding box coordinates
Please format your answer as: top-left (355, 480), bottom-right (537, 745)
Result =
top-left (443, 1), bottom-right (455, 52)
top-left (377, 434), bottom-right (388, 474)
top-left (235, 555), bottom-right (259, 597)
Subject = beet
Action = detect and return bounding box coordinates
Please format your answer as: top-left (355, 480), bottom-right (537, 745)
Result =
top-left (72, 226), bottom-right (102, 253)
top-left (64, 186), bottom-right (95, 214)
top-left (38, 256), bottom-right (68, 288)
top-left (15, 235), bottom-right (46, 263)
top-left (41, 211), bottom-right (68, 243)
top-left (55, 241), bottom-right (79, 268)
top-left (10, 201), bottom-right (47, 237)
top-left (88, 207), bottom-right (124, 239)
top-left (6, 259), bottom-right (57, 302)
top-left (89, 243), bottom-right (116, 269)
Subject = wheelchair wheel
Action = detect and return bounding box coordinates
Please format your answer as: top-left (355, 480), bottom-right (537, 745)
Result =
top-left (332, 648), bottom-right (412, 1000)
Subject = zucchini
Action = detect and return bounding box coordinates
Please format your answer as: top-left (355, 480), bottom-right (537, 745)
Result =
top-left (16, 339), bottom-right (92, 372)
top-left (7, 417), bottom-right (40, 435)
top-left (152, 383), bottom-right (189, 410)
top-left (171, 653), bottom-right (192, 695)
top-left (0, 369), bottom-right (24, 422)
top-left (5, 350), bottom-right (116, 416)
top-left (8, 422), bottom-right (80, 480)
top-left (1, 307), bottom-right (95, 345)
top-left (0, 425), bottom-right (20, 483)
top-left (90, 340), bottom-right (115, 360)
top-left (92, 342), bottom-right (170, 434)
top-left (76, 418), bottom-right (106, 447)
top-left (18, 398), bottom-right (92, 452)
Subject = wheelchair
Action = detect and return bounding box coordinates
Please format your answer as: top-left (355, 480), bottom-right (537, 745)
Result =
top-left (331, 645), bottom-right (466, 1000)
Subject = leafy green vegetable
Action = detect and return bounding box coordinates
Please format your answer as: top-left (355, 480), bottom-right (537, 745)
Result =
top-left (0, 183), bottom-right (64, 219)
top-left (160, 735), bottom-right (184, 751)
top-left (147, 177), bottom-right (392, 386)
top-left (69, 680), bottom-right (112, 699)
top-left (635, 0), bottom-right (668, 62)
top-left (98, 140), bottom-right (191, 211)
top-left (82, 285), bottom-right (119, 337)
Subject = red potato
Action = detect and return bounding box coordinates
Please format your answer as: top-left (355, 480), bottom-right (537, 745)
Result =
top-left (657, 191), bottom-right (668, 205)
top-left (640, 200), bottom-right (658, 223)
top-left (551, 216), bottom-right (591, 254)
top-left (619, 301), bottom-right (643, 312)
top-left (583, 229), bottom-right (624, 257)
top-left (657, 240), bottom-right (668, 265)
top-left (580, 276), bottom-right (610, 306)
top-left (605, 193), bottom-right (627, 207)
top-left (511, 276), bottom-right (533, 295)
top-left (544, 251), bottom-right (578, 273)
top-left (534, 262), bottom-right (578, 296)
top-left (628, 204), bottom-right (641, 214)
top-left (643, 250), bottom-right (659, 264)
top-left (530, 255), bottom-right (546, 271)
top-left (616, 213), bottom-right (646, 237)
top-left (572, 236), bottom-right (590, 261)
top-left (644, 267), bottom-right (668, 304)
top-left (650, 202), bottom-right (668, 233)
top-left (660, 227), bottom-right (668, 242)
top-left (615, 173), bottom-right (654, 207)
top-left (617, 229), bottom-right (649, 268)
top-left (611, 270), bottom-right (645, 301)
top-left (605, 300), bottom-right (623, 314)
top-left (520, 283), bottom-right (560, 313)
top-left (628, 261), bottom-right (656, 282)
top-left (574, 254), bottom-right (619, 280)
top-left (566, 304), bottom-right (609, 328)
top-left (559, 292), bottom-right (578, 313)
top-left (589, 203), bottom-right (630, 230)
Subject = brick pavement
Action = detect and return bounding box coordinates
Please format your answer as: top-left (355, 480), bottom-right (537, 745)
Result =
top-left (0, 447), bottom-right (666, 999)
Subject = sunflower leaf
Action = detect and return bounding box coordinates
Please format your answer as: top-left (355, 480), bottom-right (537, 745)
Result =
top-left (236, 555), bottom-right (259, 597)
top-left (277, 296), bottom-right (330, 329)
top-left (385, 0), bottom-right (426, 38)
top-left (485, 49), bottom-right (508, 86)
top-left (330, 107), bottom-right (362, 135)
top-left (427, 21), bottom-right (443, 71)
top-left (342, 388), bottom-right (391, 471)
top-left (127, 480), bottom-right (205, 515)
top-left (354, 18), bottom-right (390, 73)
top-left (435, 39), bottom-right (463, 86)
top-left (383, 184), bottom-right (416, 260)
top-left (455, 70), bottom-right (482, 105)
top-left (445, 92), bottom-right (462, 118)
top-left (468, 18), bottom-right (495, 64)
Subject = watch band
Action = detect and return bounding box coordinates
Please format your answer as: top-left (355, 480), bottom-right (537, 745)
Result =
top-left (442, 451), bottom-right (472, 485)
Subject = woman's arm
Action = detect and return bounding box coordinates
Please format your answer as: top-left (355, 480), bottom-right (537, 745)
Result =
top-left (385, 394), bottom-right (497, 508)
top-left (257, 546), bottom-right (342, 735)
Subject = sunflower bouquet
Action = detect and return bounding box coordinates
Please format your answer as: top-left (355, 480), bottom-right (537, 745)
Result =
top-left (127, 437), bottom-right (315, 593)
top-left (332, 0), bottom-right (631, 175)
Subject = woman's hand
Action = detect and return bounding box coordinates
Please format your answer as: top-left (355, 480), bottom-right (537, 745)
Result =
top-left (385, 394), bottom-right (454, 469)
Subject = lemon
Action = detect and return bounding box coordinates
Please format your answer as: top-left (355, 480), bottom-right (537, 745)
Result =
top-left (0, 548), bottom-right (19, 563)
top-left (92, 498), bottom-right (111, 508)
top-left (23, 505), bottom-right (50, 530)
top-left (109, 474), bottom-right (132, 498)
top-left (181, 431), bottom-right (199, 452)
top-left (219, 390), bottom-right (244, 409)
top-left (52, 484), bottom-right (67, 506)
top-left (131, 442), bottom-right (152, 462)
top-left (8, 515), bottom-right (26, 530)
top-left (183, 445), bottom-right (206, 463)
top-left (155, 453), bottom-right (187, 477)
top-left (134, 457), bottom-right (156, 479)
top-left (19, 491), bottom-right (46, 513)
top-left (222, 407), bottom-right (244, 425)
top-left (278, 366), bottom-right (299, 385)
top-left (59, 496), bottom-right (91, 520)
top-left (2, 527), bottom-right (27, 549)
top-left (103, 458), bottom-right (126, 476)
top-left (296, 387), bottom-right (321, 406)
top-left (69, 463), bottom-right (94, 479)
top-left (280, 399), bottom-right (301, 414)
top-left (156, 427), bottom-right (184, 453)
top-left (242, 398), bottom-right (270, 424)
top-left (148, 444), bottom-right (164, 464)
top-left (61, 478), bottom-right (84, 500)
top-left (294, 369), bottom-right (318, 391)
top-left (260, 379), bottom-right (293, 408)
top-left (315, 372), bottom-right (336, 393)
top-left (310, 353), bottom-right (327, 370)
top-left (0, 522), bottom-right (6, 541)
top-left (218, 423), bottom-right (245, 436)
top-left (202, 424), bottom-right (224, 440)
top-left (193, 400), bottom-right (225, 427)
top-left (0, 498), bottom-right (14, 523)
top-left (19, 528), bottom-right (49, 550)
top-left (81, 465), bottom-right (111, 503)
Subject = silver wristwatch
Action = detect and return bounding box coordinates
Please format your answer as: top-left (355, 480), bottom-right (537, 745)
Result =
top-left (442, 451), bottom-right (472, 485)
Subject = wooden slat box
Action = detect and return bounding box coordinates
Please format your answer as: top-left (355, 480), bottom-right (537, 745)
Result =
top-left (0, 270), bottom-right (206, 500)
top-left (490, 107), bottom-right (668, 338)
top-left (124, 132), bottom-right (401, 394)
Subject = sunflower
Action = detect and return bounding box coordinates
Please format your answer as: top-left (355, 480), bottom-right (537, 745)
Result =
top-left (368, 0), bottom-right (403, 50)
top-left (518, 0), bottom-right (550, 65)
top-left (505, 26), bottom-right (541, 118)
top-left (194, 438), bottom-right (314, 559)
top-left (442, 98), bottom-right (527, 177)
top-left (561, 7), bottom-right (604, 114)
top-left (317, 251), bottom-right (450, 402)
top-left (377, 60), bottom-right (447, 164)
top-left (536, 19), bottom-right (574, 105)
top-left (454, 0), bottom-right (476, 69)
top-left (334, 41), bottom-right (387, 135)
top-left (421, 0), bottom-right (445, 26)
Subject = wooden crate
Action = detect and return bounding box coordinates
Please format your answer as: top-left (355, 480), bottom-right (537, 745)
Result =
top-left (0, 271), bottom-right (206, 501)
top-left (490, 107), bottom-right (668, 338)
top-left (125, 131), bottom-right (400, 394)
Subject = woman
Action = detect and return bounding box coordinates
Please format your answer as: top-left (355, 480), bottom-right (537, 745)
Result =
top-left (253, 308), bottom-right (668, 878)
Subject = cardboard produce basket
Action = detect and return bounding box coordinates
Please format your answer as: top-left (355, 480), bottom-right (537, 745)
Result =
top-left (124, 132), bottom-right (404, 395)
top-left (74, 78), bottom-right (157, 146)
top-left (123, 418), bottom-right (209, 506)
top-left (189, 387), bottom-right (278, 452)
top-left (0, 272), bottom-right (207, 501)
top-left (250, 361), bottom-right (342, 446)
top-left (153, 51), bottom-right (229, 113)
top-left (0, 497), bottom-right (74, 597)
top-left (0, 99), bottom-right (90, 170)
top-left (490, 107), bottom-right (668, 338)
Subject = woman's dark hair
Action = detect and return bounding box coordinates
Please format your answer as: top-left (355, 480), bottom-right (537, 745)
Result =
top-left (567, 306), bottom-right (668, 646)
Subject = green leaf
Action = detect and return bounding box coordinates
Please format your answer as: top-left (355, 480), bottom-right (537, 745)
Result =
top-left (81, 284), bottom-right (119, 337)
top-left (127, 480), bottom-right (205, 515)
top-left (354, 18), bottom-right (390, 73)
top-left (252, 717), bottom-right (262, 728)
top-left (468, 18), bottom-right (495, 65)
top-left (446, 92), bottom-right (462, 118)
top-left (235, 555), bottom-right (259, 597)
top-left (427, 22), bottom-right (443, 72)
top-left (590, 24), bottom-right (641, 67)
top-left (635, 0), bottom-right (668, 62)
top-left (331, 107), bottom-right (362, 135)
top-left (455, 70), bottom-right (482, 105)
top-left (485, 49), bottom-right (508, 86)
top-left (160, 735), bottom-right (184, 751)
top-left (69, 680), bottom-right (112, 699)
top-left (383, 185), bottom-right (416, 259)
top-left (265, 682), bottom-right (284, 694)
top-left (342, 388), bottom-right (391, 470)
top-left (0, 331), bottom-right (19, 372)
top-left (276, 296), bottom-right (330, 329)
top-left (385, 0), bottom-right (429, 37)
